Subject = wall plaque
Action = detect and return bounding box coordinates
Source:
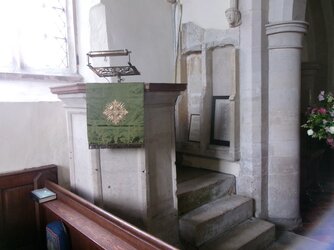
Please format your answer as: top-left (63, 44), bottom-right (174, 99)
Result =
top-left (210, 96), bottom-right (230, 146)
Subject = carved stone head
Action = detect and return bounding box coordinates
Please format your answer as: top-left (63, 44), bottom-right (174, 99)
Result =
top-left (225, 7), bottom-right (241, 28)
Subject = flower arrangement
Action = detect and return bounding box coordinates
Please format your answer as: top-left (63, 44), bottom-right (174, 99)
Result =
top-left (302, 91), bottom-right (334, 148)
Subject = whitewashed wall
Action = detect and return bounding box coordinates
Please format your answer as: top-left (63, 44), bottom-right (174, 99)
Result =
top-left (0, 0), bottom-right (99, 184)
top-left (0, 0), bottom-right (176, 186)
top-left (0, 101), bottom-right (70, 187)
top-left (181, 0), bottom-right (229, 30)
top-left (101, 0), bottom-right (175, 83)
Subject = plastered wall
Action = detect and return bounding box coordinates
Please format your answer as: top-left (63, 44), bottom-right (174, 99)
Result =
top-left (0, 102), bottom-right (70, 187)
top-left (181, 0), bottom-right (230, 30)
top-left (102, 0), bottom-right (175, 83)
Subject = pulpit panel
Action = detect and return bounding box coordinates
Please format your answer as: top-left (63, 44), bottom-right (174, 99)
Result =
top-left (177, 44), bottom-right (240, 161)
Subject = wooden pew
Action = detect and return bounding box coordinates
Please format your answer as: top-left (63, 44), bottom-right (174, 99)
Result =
top-left (0, 165), bottom-right (58, 250)
top-left (41, 180), bottom-right (178, 250)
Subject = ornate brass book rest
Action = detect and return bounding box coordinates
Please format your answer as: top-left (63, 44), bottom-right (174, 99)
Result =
top-left (87, 49), bottom-right (140, 82)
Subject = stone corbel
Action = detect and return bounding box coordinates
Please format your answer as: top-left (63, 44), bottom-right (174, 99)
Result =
top-left (225, 0), bottom-right (241, 28)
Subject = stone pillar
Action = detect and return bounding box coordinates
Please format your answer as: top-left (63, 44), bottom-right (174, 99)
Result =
top-left (266, 21), bottom-right (308, 229)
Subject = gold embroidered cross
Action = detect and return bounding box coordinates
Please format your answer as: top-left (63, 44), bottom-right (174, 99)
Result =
top-left (103, 100), bottom-right (128, 125)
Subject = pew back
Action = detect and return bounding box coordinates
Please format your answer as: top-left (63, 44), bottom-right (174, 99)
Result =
top-left (43, 181), bottom-right (178, 250)
top-left (0, 165), bottom-right (58, 249)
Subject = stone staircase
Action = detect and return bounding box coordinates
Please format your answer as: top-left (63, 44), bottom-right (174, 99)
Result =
top-left (177, 167), bottom-right (275, 250)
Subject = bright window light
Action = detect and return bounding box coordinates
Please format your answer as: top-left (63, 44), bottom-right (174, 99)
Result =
top-left (0, 0), bottom-right (75, 75)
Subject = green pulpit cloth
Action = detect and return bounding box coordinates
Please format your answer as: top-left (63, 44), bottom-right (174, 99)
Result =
top-left (86, 83), bottom-right (144, 148)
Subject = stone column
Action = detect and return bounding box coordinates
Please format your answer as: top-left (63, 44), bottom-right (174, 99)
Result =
top-left (266, 21), bottom-right (308, 229)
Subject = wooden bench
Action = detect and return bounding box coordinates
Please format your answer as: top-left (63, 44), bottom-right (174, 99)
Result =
top-left (41, 180), bottom-right (178, 250)
top-left (0, 165), bottom-right (178, 250)
top-left (0, 165), bottom-right (58, 249)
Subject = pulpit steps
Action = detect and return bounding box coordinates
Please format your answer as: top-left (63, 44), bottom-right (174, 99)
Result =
top-left (177, 167), bottom-right (275, 249)
top-left (177, 172), bottom-right (235, 215)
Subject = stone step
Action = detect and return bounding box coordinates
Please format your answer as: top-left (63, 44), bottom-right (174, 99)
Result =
top-left (177, 172), bottom-right (235, 214)
top-left (267, 231), bottom-right (330, 250)
top-left (199, 218), bottom-right (275, 250)
top-left (179, 195), bottom-right (253, 247)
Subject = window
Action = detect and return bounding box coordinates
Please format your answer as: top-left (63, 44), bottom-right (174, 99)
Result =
top-left (0, 0), bottom-right (76, 76)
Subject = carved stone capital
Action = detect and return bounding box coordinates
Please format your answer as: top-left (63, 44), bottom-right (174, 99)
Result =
top-left (266, 21), bottom-right (308, 49)
top-left (225, 7), bottom-right (241, 28)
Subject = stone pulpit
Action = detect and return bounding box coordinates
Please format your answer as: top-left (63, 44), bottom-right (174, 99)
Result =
top-left (51, 83), bottom-right (186, 245)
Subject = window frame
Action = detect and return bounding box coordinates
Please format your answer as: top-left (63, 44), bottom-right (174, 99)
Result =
top-left (0, 0), bottom-right (80, 81)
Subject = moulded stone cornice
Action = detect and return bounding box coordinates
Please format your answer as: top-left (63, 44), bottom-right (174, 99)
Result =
top-left (266, 20), bottom-right (308, 35)
top-left (182, 22), bottom-right (205, 54)
top-left (204, 28), bottom-right (240, 49)
top-left (266, 21), bottom-right (308, 49)
top-left (182, 22), bottom-right (240, 54)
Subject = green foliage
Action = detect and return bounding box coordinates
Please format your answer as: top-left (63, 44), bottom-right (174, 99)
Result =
top-left (301, 91), bottom-right (334, 147)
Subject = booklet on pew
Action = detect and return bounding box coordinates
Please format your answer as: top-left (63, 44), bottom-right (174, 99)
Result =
top-left (31, 187), bottom-right (57, 203)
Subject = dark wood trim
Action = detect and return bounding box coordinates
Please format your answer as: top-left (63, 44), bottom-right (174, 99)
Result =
top-left (51, 83), bottom-right (187, 95)
top-left (44, 181), bottom-right (178, 250)
top-left (43, 200), bottom-right (136, 249)
top-left (0, 164), bottom-right (58, 189)
top-left (144, 83), bottom-right (187, 92)
top-left (0, 165), bottom-right (58, 250)
top-left (0, 189), bottom-right (3, 248)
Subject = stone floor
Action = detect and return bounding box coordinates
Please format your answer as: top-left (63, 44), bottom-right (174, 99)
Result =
top-left (294, 183), bottom-right (334, 249)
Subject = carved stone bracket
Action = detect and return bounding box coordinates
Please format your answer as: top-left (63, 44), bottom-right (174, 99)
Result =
top-left (225, 0), bottom-right (241, 28)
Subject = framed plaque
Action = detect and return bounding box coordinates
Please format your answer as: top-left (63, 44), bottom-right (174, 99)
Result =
top-left (210, 96), bottom-right (230, 146)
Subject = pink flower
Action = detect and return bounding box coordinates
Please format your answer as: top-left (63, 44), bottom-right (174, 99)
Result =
top-left (318, 107), bottom-right (327, 114)
top-left (327, 138), bottom-right (334, 147)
